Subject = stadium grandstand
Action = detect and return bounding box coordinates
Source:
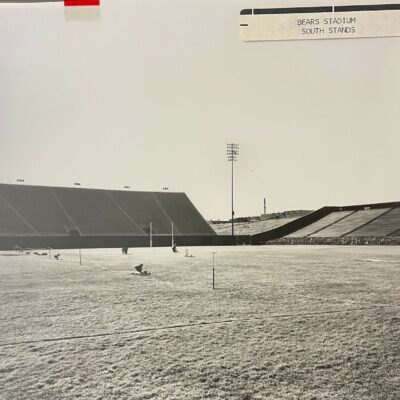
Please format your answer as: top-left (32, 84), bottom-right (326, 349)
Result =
top-left (251, 201), bottom-right (400, 245)
top-left (0, 183), bottom-right (249, 250)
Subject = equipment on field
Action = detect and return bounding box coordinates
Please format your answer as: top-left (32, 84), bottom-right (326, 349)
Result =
top-left (185, 248), bottom-right (194, 257)
top-left (132, 263), bottom-right (150, 276)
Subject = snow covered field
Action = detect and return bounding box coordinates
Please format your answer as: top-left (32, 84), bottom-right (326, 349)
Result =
top-left (1, 245), bottom-right (399, 399)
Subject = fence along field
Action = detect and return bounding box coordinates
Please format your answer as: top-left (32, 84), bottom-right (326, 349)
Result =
top-left (0, 245), bottom-right (399, 399)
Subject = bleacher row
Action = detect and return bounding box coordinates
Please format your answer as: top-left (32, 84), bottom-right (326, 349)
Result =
top-left (0, 184), bottom-right (216, 237)
top-left (286, 207), bottom-right (400, 239)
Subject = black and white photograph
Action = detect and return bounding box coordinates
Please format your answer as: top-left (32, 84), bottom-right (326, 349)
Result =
top-left (0, 0), bottom-right (399, 399)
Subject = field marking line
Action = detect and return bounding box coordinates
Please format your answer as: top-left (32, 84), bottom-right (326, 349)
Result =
top-left (300, 295), bottom-right (395, 309)
top-left (355, 259), bottom-right (400, 264)
top-left (0, 305), bottom-right (398, 348)
top-left (81, 253), bottom-right (98, 266)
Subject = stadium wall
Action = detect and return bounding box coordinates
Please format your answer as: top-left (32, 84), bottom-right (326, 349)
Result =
top-left (0, 234), bottom-right (251, 250)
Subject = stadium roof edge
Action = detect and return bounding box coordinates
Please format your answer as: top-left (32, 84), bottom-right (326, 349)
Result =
top-left (330, 201), bottom-right (400, 210)
top-left (0, 183), bottom-right (185, 195)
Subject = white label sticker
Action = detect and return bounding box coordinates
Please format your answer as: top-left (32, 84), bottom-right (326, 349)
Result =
top-left (240, 4), bottom-right (400, 41)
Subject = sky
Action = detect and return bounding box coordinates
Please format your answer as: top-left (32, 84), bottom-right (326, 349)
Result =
top-left (0, 0), bottom-right (399, 220)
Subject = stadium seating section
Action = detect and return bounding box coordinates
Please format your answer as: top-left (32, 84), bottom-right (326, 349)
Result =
top-left (310, 209), bottom-right (390, 238)
top-left (212, 218), bottom-right (300, 236)
top-left (348, 207), bottom-right (400, 237)
top-left (286, 211), bottom-right (354, 238)
top-left (0, 184), bottom-right (215, 237)
top-left (285, 207), bottom-right (400, 239)
top-left (0, 195), bottom-right (37, 236)
top-left (153, 192), bottom-right (216, 235)
top-left (0, 185), bottom-right (76, 236)
top-left (107, 191), bottom-right (173, 235)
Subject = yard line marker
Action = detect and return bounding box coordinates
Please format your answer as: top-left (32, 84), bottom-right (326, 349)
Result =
top-left (0, 305), bottom-right (397, 348)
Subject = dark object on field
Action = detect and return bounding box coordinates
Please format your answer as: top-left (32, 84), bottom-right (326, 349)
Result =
top-left (132, 263), bottom-right (150, 276)
top-left (172, 243), bottom-right (178, 253)
top-left (33, 252), bottom-right (47, 256)
top-left (122, 247), bottom-right (128, 255)
top-left (54, 254), bottom-right (61, 260)
top-left (134, 264), bottom-right (143, 273)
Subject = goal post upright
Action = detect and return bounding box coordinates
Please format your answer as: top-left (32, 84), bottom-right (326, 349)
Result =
top-left (150, 221), bottom-right (153, 248)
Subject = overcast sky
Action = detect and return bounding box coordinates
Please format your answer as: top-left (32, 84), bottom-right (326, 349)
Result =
top-left (0, 0), bottom-right (399, 220)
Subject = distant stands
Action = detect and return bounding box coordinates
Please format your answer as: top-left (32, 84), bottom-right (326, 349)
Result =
top-left (279, 203), bottom-right (400, 243)
top-left (212, 218), bottom-right (299, 236)
top-left (250, 201), bottom-right (400, 245)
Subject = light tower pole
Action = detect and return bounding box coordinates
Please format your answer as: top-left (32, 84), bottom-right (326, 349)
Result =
top-left (226, 143), bottom-right (239, 236)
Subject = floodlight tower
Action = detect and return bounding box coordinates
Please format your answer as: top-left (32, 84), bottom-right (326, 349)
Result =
top-left (226, 143), bottom-right (239, 236)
